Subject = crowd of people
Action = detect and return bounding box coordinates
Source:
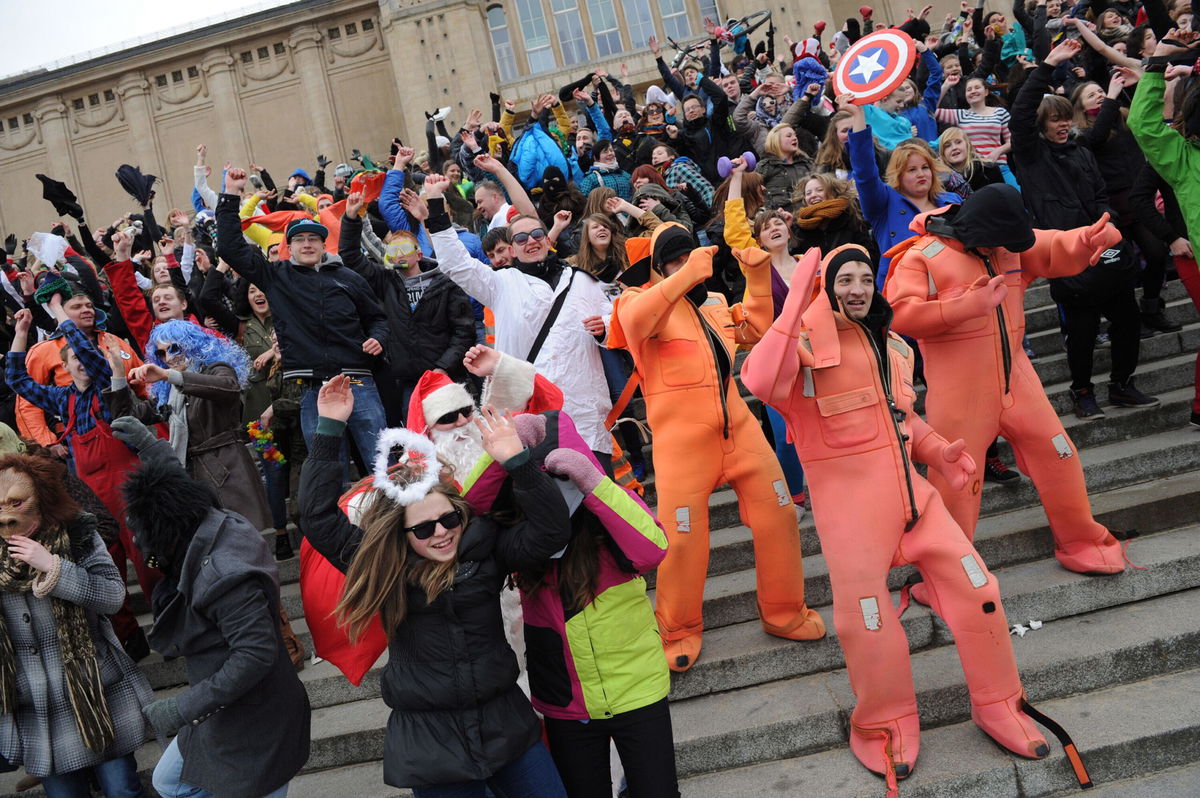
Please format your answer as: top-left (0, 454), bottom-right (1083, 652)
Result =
top-left (0, 1), bottom-right (1197, 796)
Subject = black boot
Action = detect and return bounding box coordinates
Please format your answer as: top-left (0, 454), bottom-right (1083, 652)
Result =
top-left (1140, 296), bottom-right (1182, 335)
top-left (275, 531), bottom-right (295, 561)
top-left (122, 626), bottom-right (150, 663)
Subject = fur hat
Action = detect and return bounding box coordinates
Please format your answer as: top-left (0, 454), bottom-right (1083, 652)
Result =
top-left (406, 370), bottom-right (474, 432)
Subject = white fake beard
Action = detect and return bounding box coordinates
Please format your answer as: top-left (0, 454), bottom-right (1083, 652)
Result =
top-left (430, 423), bottom-right (486, 482)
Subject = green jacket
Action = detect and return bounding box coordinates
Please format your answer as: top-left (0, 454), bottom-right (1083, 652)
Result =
top-left (1128, 72), bottom-right (1200, 254)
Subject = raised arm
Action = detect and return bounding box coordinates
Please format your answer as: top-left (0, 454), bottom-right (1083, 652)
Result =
top-left (613, 245), bottom-right (716, 342)
top-left (215, 168), bottom-right (272, 289)
top-left (739, 248), bottom-right (821, 408)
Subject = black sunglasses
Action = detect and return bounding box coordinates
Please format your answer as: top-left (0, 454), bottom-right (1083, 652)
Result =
top-left (155, 343), bottom-right (184, 360)
top-left (511, 228), bottom-right (547, 246)
top-left (434, 406), bottom-right (474, 426)
top-left (403, 509), bottom-right (463, 540)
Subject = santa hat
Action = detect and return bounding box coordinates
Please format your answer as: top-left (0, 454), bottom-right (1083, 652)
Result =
top-left (407, 370), bottom-right (474, 433)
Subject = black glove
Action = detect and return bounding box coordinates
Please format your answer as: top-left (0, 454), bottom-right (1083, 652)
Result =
top-left (111, 416), bottom-right (158, 452)
top-left (316, 154), bottom-right (331, 169)
top-left (143, 697), bottom-right (185, 736)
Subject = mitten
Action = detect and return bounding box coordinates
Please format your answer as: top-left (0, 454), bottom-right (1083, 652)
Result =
top-left (111, 416), bottom-right (158, 452)
top-left (143, 697), bottom-right (185, 736)
top-left (513, 413), bottom-right (547, 448)
top-left (543, 448), bottom-right (604, 494)
top-left (732, 246), bottom-right (771, 270)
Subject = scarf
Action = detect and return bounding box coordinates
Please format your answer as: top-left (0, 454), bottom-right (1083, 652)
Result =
top-left (755, 96), bottom-right (784, 127)
top-left (0, 524), bottom-right (115, 754)
top-left (795, 198), bottom-right (851, 229)
top-left (167, 384), bottom-right (189, 464)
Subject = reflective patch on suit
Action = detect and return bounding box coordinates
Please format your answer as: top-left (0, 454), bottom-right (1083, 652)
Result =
top-left (675, 507), bottom-right (691, 533)
top-left (926, 271), bottom-right (938, 297)
top-left (961, 555), bottom-right (988, 588)
top-left (859, 597), bottom-right (882, 631)
top-left (1051, 434), bottom-right (1073, 459)
top-left (921, 240), bottom-right (945, 259)
top-left (772, 480), bottom-right (789, 507)
top-left (802, 367), bottom-right (815, 397)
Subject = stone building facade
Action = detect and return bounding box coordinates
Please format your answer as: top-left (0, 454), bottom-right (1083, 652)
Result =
top-left (0, 0), bottom-right (910, 241)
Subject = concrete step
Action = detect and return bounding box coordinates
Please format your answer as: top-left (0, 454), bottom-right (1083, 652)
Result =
top-left (1023, 274), bottom-right (1193, 310)
top-left (678, 663), bottom-right (1200, 797)
top-left (1028, 321), bottom-right (1198, 390)
top-left (1022, 283), bottom-right (1196, 338)
top-left (290, 761), bottom-right (409, 797)
top-left (1048, 761), bottom-right (1200, 797)
top-left (1041, 352), bottom-right (1199, 416)
top-left (667, 472), bottom-right (1200, 700)
top-left (669, 566), bottom-right (1200, 779)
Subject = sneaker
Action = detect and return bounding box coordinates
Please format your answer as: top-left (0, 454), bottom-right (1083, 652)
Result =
top-left (122, 626), bottom-right (150, 663)
top-left (1140, 297), bottom-right (1183, 334)
top-left (275, 532), bottom-right (295, 561)
top-left (1109, 379), bottom-right (1160, 408)
top-left (984, 457), bottom-right (1022, 484)
top-left (1072, 387), bottom-right (1106, 420)
top-left (431, 106), bottom-right (452, 122)
top-left (1095, 331), bottom-right (1111, 348)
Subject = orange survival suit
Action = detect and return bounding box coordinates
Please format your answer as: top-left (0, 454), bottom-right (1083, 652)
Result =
top-left (883, 185), bottom-right (1125, 575)
top-left (608, 224), bottom-right (825, 672)
top-left (741, 244), bottom-right (1049, 790)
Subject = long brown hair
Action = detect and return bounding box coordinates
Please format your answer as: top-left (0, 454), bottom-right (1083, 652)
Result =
top-left (335, 482), bottom-right (470, 643)
top-left (816, 110), bottom-right (854, 171)
top-left (582, 186), bottom-right (618, 219)
top-left (517, 511), bottom-right (606, 614)
top-left (707, 172), bottom-right (764, 232)
top-left (573, 214), bottom-right (628, 277)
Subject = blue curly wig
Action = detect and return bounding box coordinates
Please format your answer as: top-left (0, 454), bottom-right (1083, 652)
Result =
top-left (146, 320), bottom-right (252, 406)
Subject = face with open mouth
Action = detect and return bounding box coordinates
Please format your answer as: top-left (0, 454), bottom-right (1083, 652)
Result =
top-left (247, 283), bottom-right (270, 315)
top-left (833, 261), bottom-right (876, 320)
top-left (403, 492), bottom-right (463, 563)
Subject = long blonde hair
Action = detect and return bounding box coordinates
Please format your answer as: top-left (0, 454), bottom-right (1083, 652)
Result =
top-left (884, 140), bottom-right (947, 204)
top-left (335, 482), bottom-right (469, 643)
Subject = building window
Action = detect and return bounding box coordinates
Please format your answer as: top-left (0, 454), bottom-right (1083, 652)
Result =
top-left (587, 0), bottom-right (622, 57)
top-left (88, 93), bottom-right (100, 105)
top-left (171, 70), bottom-right (183, 83)
top-left (156, 74), bottom-right (168, 86)
top-left (624, 0), bottom-right (657, 49)
top-left (346, 22), bottom-right (358, 35)
top-left (257, 46), bottom-right (269, 59)
top-left (327, 27), bottom-right (341, 40)
top-left (23, 113), bottom-right (34, 124)
top-left (104, 89), bottom-right (115, 101)
top-left (658, 0), bottom-right (691, 41)
top-left (71, 99), bottom-right (84, 111)
top-left (362, 18), bottom-right (375, 31)
top-left (550, 0), bottom-right (588, 66)
top-left (186, 66), bottom-right (198, 79)
top-left (273, 42), bottom-right (286, 55)
top-left (240, 51), bottom-right (253, 63)
top-left (698, 0), bottom-right (720, 25)
top-left (7, 117), bottom-right (17, 129)
top-left (514, 0), bottom-right (556, 73)
top-left (487, 5), bottom-right (518, 82)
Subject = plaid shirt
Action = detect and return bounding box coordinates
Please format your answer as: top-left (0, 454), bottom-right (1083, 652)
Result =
top-left (5, 321), bottom-right (113, 444)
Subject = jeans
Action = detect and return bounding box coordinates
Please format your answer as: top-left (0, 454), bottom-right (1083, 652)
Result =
top-left (410, 741), bottom-right (567, 798)
top-left (41, 753), bottom-right (145, 798)
top-left (765, 405), bottom-right (804, 497)
top-left (153, 738), bottom-right (287, 798)
top-left (543, 698), bottom-right (680, 798)
top-left (299, 375), bottom-right (388, 476)
top-left (262, 453), bottom-right (291, 530)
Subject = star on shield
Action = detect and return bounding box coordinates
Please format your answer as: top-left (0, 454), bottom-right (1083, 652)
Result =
top-left (849, 48), bottom-right (887, 83)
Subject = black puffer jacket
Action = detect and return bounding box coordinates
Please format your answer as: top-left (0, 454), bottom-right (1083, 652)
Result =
top-left (338, 214), bottom-right (476, 382)
top-left (299, 422), bottom-right (572, 789)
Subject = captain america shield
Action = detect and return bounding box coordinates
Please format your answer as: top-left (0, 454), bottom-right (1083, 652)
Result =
top-left (832, 29), bottom-right (917, 105)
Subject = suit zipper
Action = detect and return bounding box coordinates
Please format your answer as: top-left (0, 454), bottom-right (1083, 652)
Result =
top-left (976, 251), bottom-right (1012, 395)
top-left (693, 303), bottom-right (731, 438)
top-left (855, 322), bottom-right (919, 529)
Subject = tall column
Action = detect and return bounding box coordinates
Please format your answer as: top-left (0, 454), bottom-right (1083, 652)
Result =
top-left (33, 96), bottom-right (78, 185)
top-left (287, 25), bottom-right (341, 157)
top-left (115, 71), bottom-right (167, 193)
top-left (200, 48), bottom-right (250, 166)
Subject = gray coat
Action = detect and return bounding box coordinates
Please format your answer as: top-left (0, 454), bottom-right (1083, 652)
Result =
top-left (143, 443), bottom-right (310, 798)
top-left (0, 515), bottom-right (153, 778)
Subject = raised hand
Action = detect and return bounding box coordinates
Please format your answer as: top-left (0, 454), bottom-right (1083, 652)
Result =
top-left (111, 229), bottom-right (134, 262)
top-left (316, 375), bottom-right (355, 422)
top-left (345, 191), bottom-right (364, 217)
top-left (424, 172), bottom-right (453, 196)
top-left (463, 343), bottom-right (501, 377)
top-left (12, 308), bottom-right (32, 337)
top-left (1045, 38), bottom-right (1082, 65)
top-left (1080, 213), bottom-right (1121, 264)
top-left (399, 188), bottom-right (429, 220)
top-left (394, 146), bottom-right (415, 169)
top-left (226, 167), bottom-right (248, 194)
top-left (473, 153), bottom-right (502, 174)
top-left (474, 405), bottom-right (523, 462)
top-left (648, 35), bottom-right (661, 58)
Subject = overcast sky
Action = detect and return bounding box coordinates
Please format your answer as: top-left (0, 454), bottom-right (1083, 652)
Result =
top-left (3, 0), bottom-right (274, 79)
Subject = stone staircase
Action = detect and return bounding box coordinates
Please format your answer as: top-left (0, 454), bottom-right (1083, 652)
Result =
top-left (3, 279), bottom-right (1198, 798)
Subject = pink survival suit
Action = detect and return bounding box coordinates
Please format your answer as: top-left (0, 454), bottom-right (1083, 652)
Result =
top-left (883, 185), bottom-right (1125, 574)
top-left (741, 244), bottom-right (1051, 792)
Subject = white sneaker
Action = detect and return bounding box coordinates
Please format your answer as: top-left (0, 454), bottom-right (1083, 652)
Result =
top-left (432, 106), bottom-right (452, 122)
